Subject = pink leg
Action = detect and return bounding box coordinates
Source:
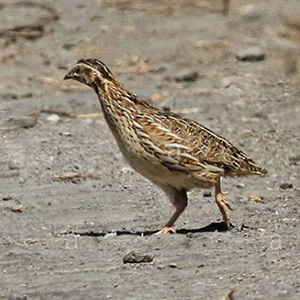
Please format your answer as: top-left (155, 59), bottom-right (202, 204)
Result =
top-left (215, 178), bottom-right (233, 229)
top-left (155, 188), bottom-right (188, 235)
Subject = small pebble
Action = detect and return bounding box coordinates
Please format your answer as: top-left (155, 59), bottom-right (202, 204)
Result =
top-left (46, 114), bottom-right (60, 123)
top-left (2, 196), bottom-right (13, 201)
top-left (203, 191), bottom-right (212, 197)
top-left (289, 155), bottom-right (300, 166)
top-left (63, 43), bottom-right (76, 50)
top-left (10, 205), bottom-right (25, 213)
top-left (123, 251), bottom-right (153, 264)
top-left (249, 195), bottom-right (263, 202)
top-left (280, 183), bottom-right (293, 190)
top-left (236, 47), bottom-right (265, 62)
top-left (277, 290), bottom-right (289, 296)
top-left (168, 263), bottom-right (177, 268)
top-left (236, 183), bottom-right (245, 189)
top-left (120, 167), bottom-right (132, 174)
top-left (253, 111), bottom-right (268, 119)
top-left (175, 70), bottom-right (198, 82)
top-left (220, 77), bottom-right (232, 88)
top-left (59, 132), bottom-right (72, 137)
top-left (8, 160), bottom-right (20, 170)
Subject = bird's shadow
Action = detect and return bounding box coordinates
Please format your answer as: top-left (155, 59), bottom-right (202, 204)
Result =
top-left (68, 222), bottom-right (231, 237)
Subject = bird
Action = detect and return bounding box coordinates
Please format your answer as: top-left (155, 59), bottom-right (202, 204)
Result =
top-left (64, 58), bottom-right (267, 234)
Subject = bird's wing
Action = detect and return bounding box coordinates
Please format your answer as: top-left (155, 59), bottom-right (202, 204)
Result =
top-left (183, 119), bottom-right (265, 175)
top-left (156, 111), bottom-right (266, 176)
top-left (134, 110), bottom-right (266, 177)
top-left (133, 113), bottom-right (225, 178)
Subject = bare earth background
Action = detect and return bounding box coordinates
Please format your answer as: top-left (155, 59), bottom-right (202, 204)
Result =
top-left (0, 0), bottom-right (300, 299)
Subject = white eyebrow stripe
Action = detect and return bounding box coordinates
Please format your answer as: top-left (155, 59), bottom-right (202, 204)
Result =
top-left (76, 63), bottom-right (111, 84)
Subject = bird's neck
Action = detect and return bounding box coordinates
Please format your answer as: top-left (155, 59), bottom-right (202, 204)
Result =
top-left (93, 82), bottom-right (146, 144)
top-left (95, 82), bottom-right (151, 116)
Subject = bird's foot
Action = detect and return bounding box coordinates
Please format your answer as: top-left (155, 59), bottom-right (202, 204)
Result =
top-left (154, 227), bottom-right (176, 235)
top-left (217, 192), bottom-right (233, 211)
top-left (216, 192), bottom-right (233, 230)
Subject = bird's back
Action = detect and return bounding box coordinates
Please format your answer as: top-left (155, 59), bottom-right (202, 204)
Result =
top-left (131, 107), bottom-right (267, 179)
top-left (99, 86), bottom-right (267, 187)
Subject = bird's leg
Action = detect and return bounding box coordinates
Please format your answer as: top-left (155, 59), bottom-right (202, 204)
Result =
top-left (155, 188), bottom-right (188, 235)
top-left (215, 178), bottom-right (233, 229)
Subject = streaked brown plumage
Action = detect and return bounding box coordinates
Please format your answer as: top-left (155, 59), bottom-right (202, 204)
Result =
top-left (64, 58), bottom-right (267, 234)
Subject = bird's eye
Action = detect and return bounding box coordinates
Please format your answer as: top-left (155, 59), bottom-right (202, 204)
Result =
top-left (73, 69), bottom-right (79, 77)
top-left (72, 67), bottom-right (81, 77)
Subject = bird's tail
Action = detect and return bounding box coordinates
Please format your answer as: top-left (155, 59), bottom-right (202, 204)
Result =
top-left (245, 159), bottom-right (267, 175)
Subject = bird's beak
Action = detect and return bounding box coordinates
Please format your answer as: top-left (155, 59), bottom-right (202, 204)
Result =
top-left (63, 72), bottom-right (72, 80)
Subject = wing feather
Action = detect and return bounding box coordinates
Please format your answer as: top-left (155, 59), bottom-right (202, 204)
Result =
top-left (133, 110), bottom-right (265, 178)
top-left (133, 114), bottom-right (224, 179)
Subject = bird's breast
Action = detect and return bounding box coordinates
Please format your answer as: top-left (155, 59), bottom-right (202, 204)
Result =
top-left (100, 102), bottom-right (217, 190)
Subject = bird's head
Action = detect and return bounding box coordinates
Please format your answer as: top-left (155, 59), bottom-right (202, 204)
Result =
top-left (64, 58), bottom-right (115, 90)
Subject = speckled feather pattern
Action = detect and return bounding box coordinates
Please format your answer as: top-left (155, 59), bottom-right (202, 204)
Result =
top-left (65, 59), bottom-right (267, 191)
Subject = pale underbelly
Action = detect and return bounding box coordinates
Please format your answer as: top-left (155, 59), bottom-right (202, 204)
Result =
top-left (119, 143), bottom-right (215, 190)
top-left (109, 123), bottom-right (215, 190)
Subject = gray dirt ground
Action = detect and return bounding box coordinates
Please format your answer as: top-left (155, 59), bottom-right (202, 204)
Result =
top-left (0, 0), bottom-right (300, 299)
